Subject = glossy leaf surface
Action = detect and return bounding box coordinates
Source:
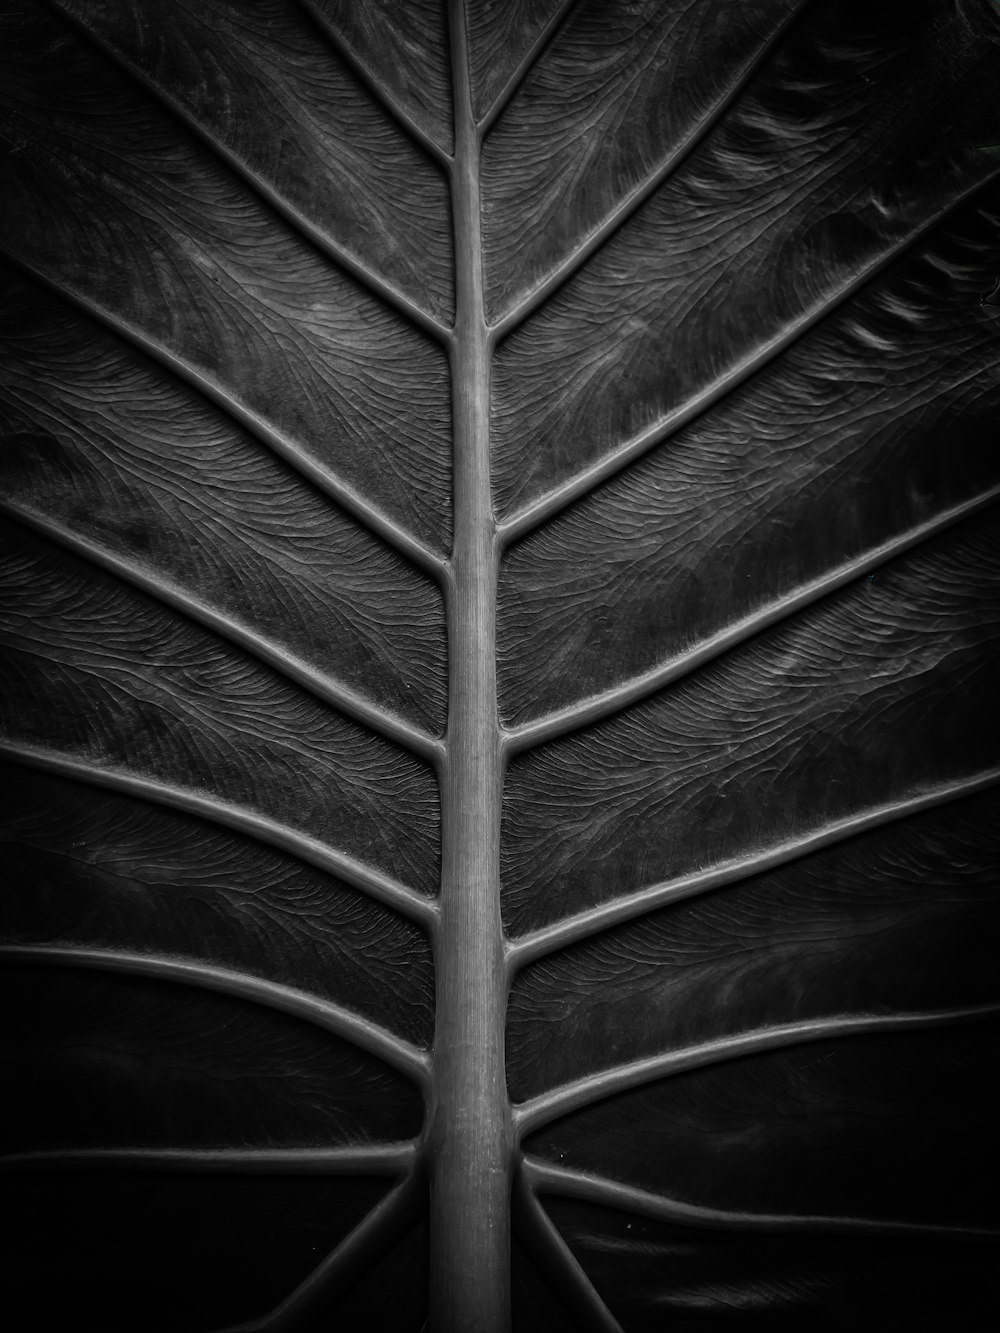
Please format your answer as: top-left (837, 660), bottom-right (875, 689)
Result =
top-left (2, 1), bottom-right (999, 1329)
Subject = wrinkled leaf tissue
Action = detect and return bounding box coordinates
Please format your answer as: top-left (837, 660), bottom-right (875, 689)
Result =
top-left (1, 1), bottom-right (999, 1329)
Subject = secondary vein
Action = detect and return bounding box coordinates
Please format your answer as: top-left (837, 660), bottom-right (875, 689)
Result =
top-left (507, 767), bottom-right (1000, 969)
top-left (0, 249), bottom-right (448, 584)
top-left (294, 0), bottom-right (453, 171)
top-left (0, 741), bottom-right (439, 930)
top-left (503, 486), bottom-right (1000, 755)
top-left (522, 1158), bottom-right (1000, 1238)
top-left (42, 0), bottom-right (452, 346)
top-left (0, 501), bottom-right (444, 769)
top-left (0, 943), bottom-right (431, 1085)
top-left (496, 167), bottom-right (1000, 546)
top-left (487, 0), bottom-right (811, 340)
top-left (514, 1004), bottom-right (1000, 1136)
top-left (0, 1143), bottom-right (417, 1176)
top-left (477, 0), bottom-right (581, 138)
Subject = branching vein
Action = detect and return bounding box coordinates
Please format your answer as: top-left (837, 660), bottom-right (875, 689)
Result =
top-left (294, 0), bottom-right (453, 171)
top-left (42, 0), bottom-right (451, 346)
top-left (0, 943), bottom-right (431, 1085)
top-left (0, 501), bottom-right (444, 769)
top-left (514, 1004), bottom-right (1000, 1136)
top-left (477, 0), bottom-right (581, 138)
top-left (523, 1159), bottom-right (1000, 1239)
top-left (503, 486), bottom-right (1000, 754)
top-left (513, 1171), bottom-right (625, 1333)
top-left (0, 1143), bottom-right (417, 1176)
top-left (0, 742), bottom-right (439, 930)
top-left (487, 0), bottom-right (810, 341)
top-left (496, 169), bottom-right (1000, 545)
top-left (210, 1168), bottom-right (427, 1333)
top-left (507, 766), bottom-right (1000, 968)
top-left (0, 250), bottom-right (448, 585)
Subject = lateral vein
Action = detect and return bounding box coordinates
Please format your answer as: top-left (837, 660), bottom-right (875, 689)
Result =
top-left (210, 1169), bottom-right (427, 1333)
top-left (503, 485), bottom-right (1000, 754)
top-left (513, 1171), bottom-right (626, 1332)
top-left (0, 1143), bottom-right (417, 1176)
top-left (0, 944), bottom-right (431, 1085)
top-left (0, 501), bottom-right (444, 769)
top-left (477, 0), bottom-right (581, 138)
top-left (522, 1159), bottom-right (1000, 1239)
top-left (294, 0), bottom-right (453, 170)
top-left (41, 0), bottom-right (451, 346)
top-left (0, 249), bottom-right (448, 584)
top-left (0, 742), bottom-right (439, 930)
top-left (507, 767), bottom-right (1000, 968)
top-left (514, 1004), bottom-right (1000, 1136)
top-left (488, 0), bottom-right (811, 339)
top-left (497, 168), bottom-right (1000, 545)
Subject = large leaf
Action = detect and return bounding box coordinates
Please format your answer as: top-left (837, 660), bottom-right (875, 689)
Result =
top-left (2, 1), bottom-right (999, 1329)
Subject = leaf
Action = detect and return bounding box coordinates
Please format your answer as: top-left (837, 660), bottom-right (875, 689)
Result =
top-left (1, 1), bottom-right (999, 1329)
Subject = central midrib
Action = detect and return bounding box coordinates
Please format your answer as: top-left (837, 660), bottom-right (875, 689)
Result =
top-left (429, 3), bottom-right (512, 1330)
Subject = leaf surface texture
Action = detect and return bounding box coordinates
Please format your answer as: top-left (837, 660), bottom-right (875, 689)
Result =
top-left (2, 0), bottom-right (999, 1327)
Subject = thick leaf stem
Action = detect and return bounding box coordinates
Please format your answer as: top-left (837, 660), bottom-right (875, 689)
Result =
top-left (427, 4), bottom-right (512, 1330)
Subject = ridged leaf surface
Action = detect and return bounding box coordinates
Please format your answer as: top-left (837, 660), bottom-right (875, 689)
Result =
top-left (2, 1), bottom-right (998, 1328)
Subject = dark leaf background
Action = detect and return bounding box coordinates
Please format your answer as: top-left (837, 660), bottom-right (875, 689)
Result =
top-left (2, 0), bottom-right (999, 1328)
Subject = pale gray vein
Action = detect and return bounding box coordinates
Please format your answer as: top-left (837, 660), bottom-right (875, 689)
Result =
top-left (0, 943), bottom-right (431, 1086)
top-left (496, 169), bottom-right (1000, 544)
top-left (210, 1168), bottom-right (426, 1333)
top-left (506, 766), bottom-right (1000, 968)
top-left (294, 0), bottom-right (453, 170)
top-left (514, 1004), bottom-right (1000, 1136)
top-left (0, 1144), bottom-right (416, 1175)
top-left (0, 742), bottom-right (439, 930)
top-left (523, 1159), bottom-right (1000, 1239)
top-left (0, 250), bottom-right (448, 584)
top-left (0, 501), bottom-right (444, 769)
top-left (488, 0), bottom-right (812, 339)
top-left (514, 1170), bottom-right (625, 1333)
top-left (43, 0), bottom-right (451, 345)
top-left (503, 486), bottom-right (1000, 755)
top-left (477, 0), bottom-right (581, 139)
